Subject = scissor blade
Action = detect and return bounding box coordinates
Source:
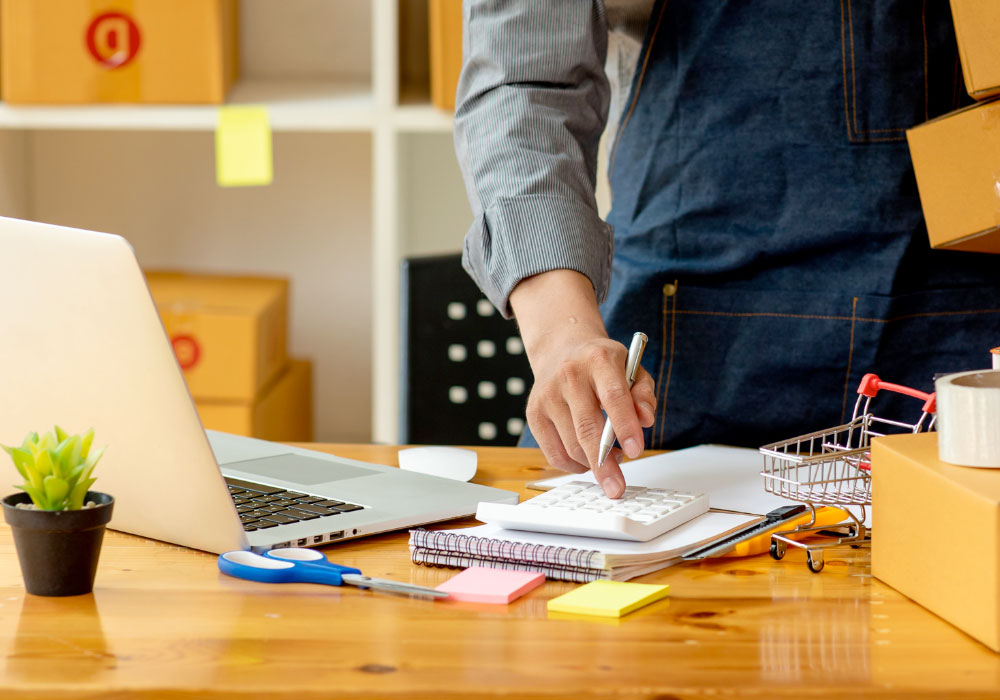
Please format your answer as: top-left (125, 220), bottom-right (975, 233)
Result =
top-left (341, 574), bottom-right (449, 599)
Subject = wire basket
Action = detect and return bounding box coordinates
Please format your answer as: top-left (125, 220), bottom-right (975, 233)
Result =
top-left (758, 373), bottom-right (936, 572)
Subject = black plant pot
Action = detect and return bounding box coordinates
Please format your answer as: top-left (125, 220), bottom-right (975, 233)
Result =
top-left (2, 491), bottom-right (114, 596)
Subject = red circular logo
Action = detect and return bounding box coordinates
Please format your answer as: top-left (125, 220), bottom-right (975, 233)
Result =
top-left (171, 334), bottom-right (201, 371)
top-left (85, 12), bottom-right (141, 69)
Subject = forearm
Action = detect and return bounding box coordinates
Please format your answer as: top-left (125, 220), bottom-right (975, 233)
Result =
top-left (456, 1), bottom-right (613, 318)
top-left (510, 269), bottom-right (608, 370)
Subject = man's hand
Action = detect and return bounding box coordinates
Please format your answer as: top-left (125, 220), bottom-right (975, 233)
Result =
top-left (510, 270), bottom-right (656, 498)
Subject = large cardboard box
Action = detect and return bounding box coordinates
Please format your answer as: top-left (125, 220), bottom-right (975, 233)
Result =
top-left (145, 271), bottom-right (288, 402)
top-left (1, 0), bottom-right (238, 104)
top-left (950, 0), bottom-right (1000, 100)
top-left (871, 432), bottom-right (1000, 652)
top-left (906, 99), bottom-right (1000, 254)
top-left (196, 359), bottom-right (313, 442)
top-left (429, 0), bottom-right (462, 111)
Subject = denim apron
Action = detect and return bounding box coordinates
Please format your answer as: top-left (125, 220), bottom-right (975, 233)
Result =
top-left (524, 0), bottom-right (1000, 451)
top-left (601, 0), bottom-right (1000, 450)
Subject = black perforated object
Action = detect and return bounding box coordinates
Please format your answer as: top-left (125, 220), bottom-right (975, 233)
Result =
top-left (400, 254), bottom-right (533, 446)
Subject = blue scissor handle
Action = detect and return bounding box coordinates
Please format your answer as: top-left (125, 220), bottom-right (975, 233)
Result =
top-left (264, 547), bottom-right (362, 578)
top-left (218, 550), bottom-right (357, 586)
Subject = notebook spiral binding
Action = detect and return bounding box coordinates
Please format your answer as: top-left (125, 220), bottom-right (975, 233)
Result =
top-left (408, 528), bottom-right (611, 582)
top-left (409, 548), bottom-right (606, 583)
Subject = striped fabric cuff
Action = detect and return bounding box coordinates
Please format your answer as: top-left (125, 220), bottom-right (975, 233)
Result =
top-left (462, 194), bottom-right (614, 319)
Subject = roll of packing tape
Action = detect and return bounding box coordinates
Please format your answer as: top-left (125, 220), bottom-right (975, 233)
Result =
top-left (936, 369), bottom-right (1000, 468)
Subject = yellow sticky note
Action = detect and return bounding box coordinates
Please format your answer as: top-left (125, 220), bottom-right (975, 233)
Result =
top-left (215, 106), bottom-right (273, 187)
top-left (546, 580), bottom-right (670, 618)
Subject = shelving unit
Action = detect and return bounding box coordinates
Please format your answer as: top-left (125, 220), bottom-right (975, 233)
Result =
top-left (0, 0), bottom-right (469, 443)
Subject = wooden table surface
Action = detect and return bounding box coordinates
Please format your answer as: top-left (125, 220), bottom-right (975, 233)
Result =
top-left (1, 444), bottom-right (998, 699)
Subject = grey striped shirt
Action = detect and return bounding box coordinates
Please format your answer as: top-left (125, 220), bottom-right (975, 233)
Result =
top-left (455, 0), bottom-right (653, 319)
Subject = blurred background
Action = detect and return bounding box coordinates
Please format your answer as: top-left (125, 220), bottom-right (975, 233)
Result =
top-left (0, 0), bottom-right (548, 447)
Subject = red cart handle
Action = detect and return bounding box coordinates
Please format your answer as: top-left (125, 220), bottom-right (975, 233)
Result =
top-left (856, 373), bottom-right (936, 415)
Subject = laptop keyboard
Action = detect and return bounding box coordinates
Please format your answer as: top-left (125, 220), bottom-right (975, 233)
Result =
top-left (225, 477), bottom-right (366, 532)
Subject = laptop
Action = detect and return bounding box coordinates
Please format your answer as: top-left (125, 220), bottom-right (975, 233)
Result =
top-left (0, 216), bottom-right (518, 554)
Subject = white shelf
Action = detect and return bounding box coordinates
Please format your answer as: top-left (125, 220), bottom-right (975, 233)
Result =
top-left (0, 0), bottom-right (470, 443)
top-left (393, 103), bottom-right (454, 132)
top-left (0, 80), bottom-right (375, 132)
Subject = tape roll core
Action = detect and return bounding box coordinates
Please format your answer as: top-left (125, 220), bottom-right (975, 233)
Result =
top-left (936, 369), bottom-right (1000, 468)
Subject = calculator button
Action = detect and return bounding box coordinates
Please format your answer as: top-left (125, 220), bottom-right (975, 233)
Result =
top-left (476, 484), bottom-right (710, 542)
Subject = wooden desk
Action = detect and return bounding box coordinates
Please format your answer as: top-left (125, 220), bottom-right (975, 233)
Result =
top-left (1, 444), bottom-right (998, 699)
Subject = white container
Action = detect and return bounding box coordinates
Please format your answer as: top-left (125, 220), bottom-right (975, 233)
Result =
top-left (935, 369), bottom-right (1000, 468)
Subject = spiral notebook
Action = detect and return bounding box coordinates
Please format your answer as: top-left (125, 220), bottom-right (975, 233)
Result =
top-left (409, 511), bottom-right (758, 582)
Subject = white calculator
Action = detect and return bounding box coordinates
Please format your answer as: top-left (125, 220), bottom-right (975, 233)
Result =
top-left (475, 481), bottom-right (710, 542)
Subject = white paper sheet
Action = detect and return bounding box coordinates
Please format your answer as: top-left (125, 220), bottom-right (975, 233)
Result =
top-left (435, 510), bottom-right (758, 564)
top-left (529, 444), bottom-right (796, 516)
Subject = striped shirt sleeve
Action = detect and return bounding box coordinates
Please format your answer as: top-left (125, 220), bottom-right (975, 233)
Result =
top-left (455, 1), bottom-right (614, 319)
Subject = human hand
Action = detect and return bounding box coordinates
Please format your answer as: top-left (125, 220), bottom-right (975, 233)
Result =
top-left (524, 333), bottom-right (656, 498)
top-left (509, 270), bottom-right (656, 498)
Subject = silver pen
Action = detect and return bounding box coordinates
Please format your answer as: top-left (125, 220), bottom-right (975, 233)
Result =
top-left (596, 331), bottom-right (648, 469)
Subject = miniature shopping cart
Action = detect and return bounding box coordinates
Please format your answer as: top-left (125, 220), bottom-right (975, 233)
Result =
top-left (759, 373), bottom-right (936, 573)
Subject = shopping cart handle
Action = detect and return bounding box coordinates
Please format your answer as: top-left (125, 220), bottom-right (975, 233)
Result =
top-left (857, 373), bottom-right (937, 414)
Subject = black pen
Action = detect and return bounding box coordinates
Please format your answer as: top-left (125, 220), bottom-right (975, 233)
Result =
top-left (680, 505), bottom-right (809, 560)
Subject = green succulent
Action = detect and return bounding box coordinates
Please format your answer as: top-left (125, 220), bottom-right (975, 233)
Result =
top-left (2, 427), bottom-right (105, 511)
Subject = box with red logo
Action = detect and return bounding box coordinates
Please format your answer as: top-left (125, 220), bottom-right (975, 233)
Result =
top-left (195, 359), bottom-right (313, 442)
top-left (0, 0), bottom-right (238, 104)
top-left (144, 271), bottom-right (288, 402)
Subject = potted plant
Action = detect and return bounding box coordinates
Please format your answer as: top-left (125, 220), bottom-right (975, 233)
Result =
top-left (1, 427), bottom-right (113, 596)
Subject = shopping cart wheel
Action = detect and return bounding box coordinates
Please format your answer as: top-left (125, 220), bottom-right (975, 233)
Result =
top-left (806, 550), bottom-right (825, 573)
top-left (769, 540), bottom-right (786, 560)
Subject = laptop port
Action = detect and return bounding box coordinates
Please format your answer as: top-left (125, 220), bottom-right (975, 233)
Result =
top-left (297, 538), bottom-right (307, 546)
top-left (329, 531), bottom-right (344, 540)
top-left (312, 535), bottom-right (323, 543)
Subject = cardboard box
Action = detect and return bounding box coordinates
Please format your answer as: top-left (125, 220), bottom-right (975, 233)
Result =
top-left (146, 271), bottom-right (288, 402)
top-left (1, 0), bottom-right (238, 104)
top-left (950, 0), bottom-right (1000, 100)
top-left (871, 432), bottom-right (1000, 652)
top-left (196, 359), bottom-right (313, 442)
top-left (906, 99), bottom-right (1000, 254)
top-left (429, 0), bottom-right (462, 111)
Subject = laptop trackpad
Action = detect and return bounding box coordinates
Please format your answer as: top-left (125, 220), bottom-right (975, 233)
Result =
top-left (227, 454), bottom-right (379, 484)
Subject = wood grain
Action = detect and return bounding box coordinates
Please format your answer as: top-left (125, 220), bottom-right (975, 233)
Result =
top-left (1, 444), bottom-right (997, 699)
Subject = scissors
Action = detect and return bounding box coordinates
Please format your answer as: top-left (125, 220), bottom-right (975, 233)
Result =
top-left (218, 547), bottom-right (449, 599)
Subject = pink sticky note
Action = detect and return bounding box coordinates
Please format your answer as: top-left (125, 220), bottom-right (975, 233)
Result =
top-left (436, 567), bottom-right (545, 604)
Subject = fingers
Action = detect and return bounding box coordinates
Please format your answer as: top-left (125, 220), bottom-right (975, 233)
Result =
top-left (632, 368), bottom-right (657, 428)
top-left (526, 398), bottom-right (588, 474)
top-left (591, 354), bottom-right (645, 461)
top-left (591, 444), bottom-right (626, 498)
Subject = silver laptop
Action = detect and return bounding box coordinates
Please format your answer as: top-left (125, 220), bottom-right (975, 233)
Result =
top-left (0, 216), bottom-right (517, 554)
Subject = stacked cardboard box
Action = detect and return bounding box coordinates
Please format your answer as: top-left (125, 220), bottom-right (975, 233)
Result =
top-left (1, 0), bottom-right (238, 104)
top-left (905, 1), bottom-right (1000, 254)
top-left (429, 0), bottom-right (462, 111)
top-left (950, 0), bottom-right (1000, 100)
top-left (145, 271), bottom-right (313, 442)
top-left (871, 433), bottom-right (1000, 652)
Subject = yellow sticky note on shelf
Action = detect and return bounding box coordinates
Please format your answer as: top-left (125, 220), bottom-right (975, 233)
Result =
top-left (215, 106), bottom-right (273, 187)
top-left (546, 580), bottom-right (670, 619)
